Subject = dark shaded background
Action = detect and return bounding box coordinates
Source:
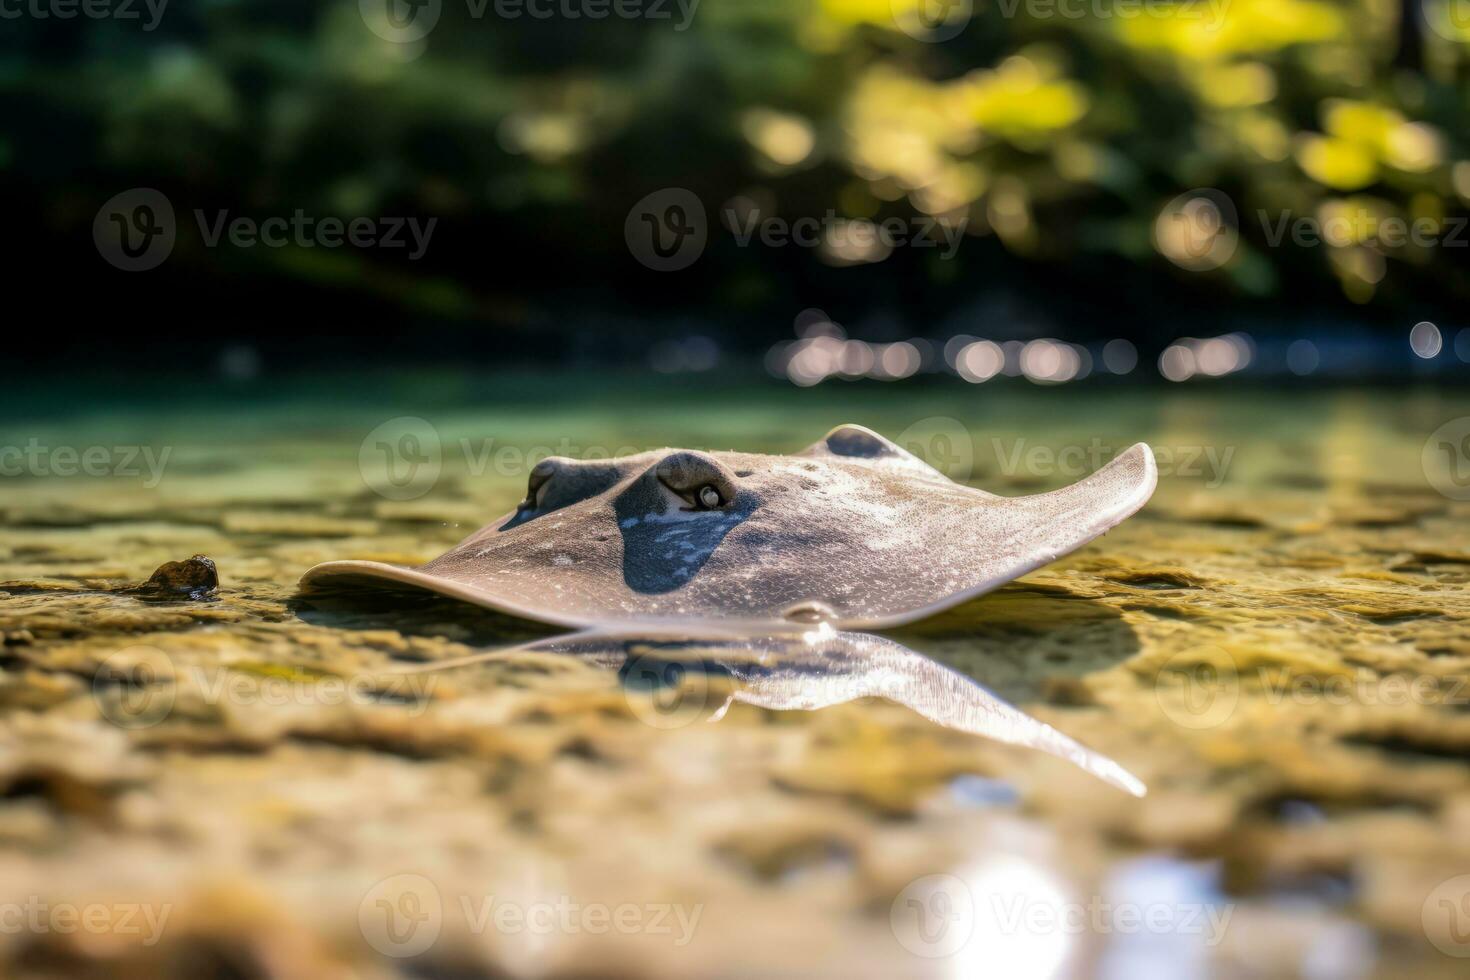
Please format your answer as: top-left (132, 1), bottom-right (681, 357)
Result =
top-left (4, 0), bottom-right (1468, 374)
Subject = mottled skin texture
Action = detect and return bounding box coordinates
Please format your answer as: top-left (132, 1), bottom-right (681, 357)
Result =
top-left (301, 425), bottom-right (1157, 628)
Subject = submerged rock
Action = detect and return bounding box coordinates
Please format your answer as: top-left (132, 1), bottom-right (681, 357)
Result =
top-left (138, 555), bottom-right (219, 600)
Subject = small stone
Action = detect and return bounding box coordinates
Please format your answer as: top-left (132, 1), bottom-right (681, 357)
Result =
top-left (141, 555), bottom-right (219, 599)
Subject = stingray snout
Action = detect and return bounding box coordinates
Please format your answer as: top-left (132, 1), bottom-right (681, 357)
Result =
top-left (519, 456), bottom-right (631, 515)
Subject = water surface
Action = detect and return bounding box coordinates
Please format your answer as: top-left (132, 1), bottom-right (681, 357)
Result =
top-left (3, 375), bottom-right (1468, 977)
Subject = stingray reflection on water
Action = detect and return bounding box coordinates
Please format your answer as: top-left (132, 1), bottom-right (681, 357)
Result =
top-left (395, 625), bottom-right (1146, 797)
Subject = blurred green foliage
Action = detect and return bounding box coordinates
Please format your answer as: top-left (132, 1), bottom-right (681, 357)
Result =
top-left (4, 0), bottom-right (1468, 335)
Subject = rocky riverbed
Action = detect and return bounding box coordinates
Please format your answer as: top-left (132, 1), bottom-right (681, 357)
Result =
top-left (2, 378), bottom-right (1468, 978)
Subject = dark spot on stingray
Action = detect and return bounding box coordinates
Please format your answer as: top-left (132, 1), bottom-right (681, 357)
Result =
top-left (131, 555), bottom-right (219, 601)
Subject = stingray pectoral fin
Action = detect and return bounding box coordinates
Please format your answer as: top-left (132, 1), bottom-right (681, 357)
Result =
top-left (1010, 441), bottom-right (1157, 548)
top-left (296, 559), bottom-right (597, 629)
top-left (848, 443), bottom-right (1157, 629)
top-left (983, 440), bottom-right (1158, 580)
top-left (1024, 440), bottom-right (1156, 543)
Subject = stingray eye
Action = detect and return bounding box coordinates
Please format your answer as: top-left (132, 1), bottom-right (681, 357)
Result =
top-left (654, 451), bottom-right (737, 511)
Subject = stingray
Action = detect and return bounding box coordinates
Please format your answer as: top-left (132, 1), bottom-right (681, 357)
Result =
top-left (302, 425), bottom-right (1156, 629)
top-left (383, 624), bottom-right (1147, 796)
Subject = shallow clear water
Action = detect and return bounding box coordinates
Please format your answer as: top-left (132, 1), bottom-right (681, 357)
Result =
top-left (4, 375), bottom-right (1470, 978)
